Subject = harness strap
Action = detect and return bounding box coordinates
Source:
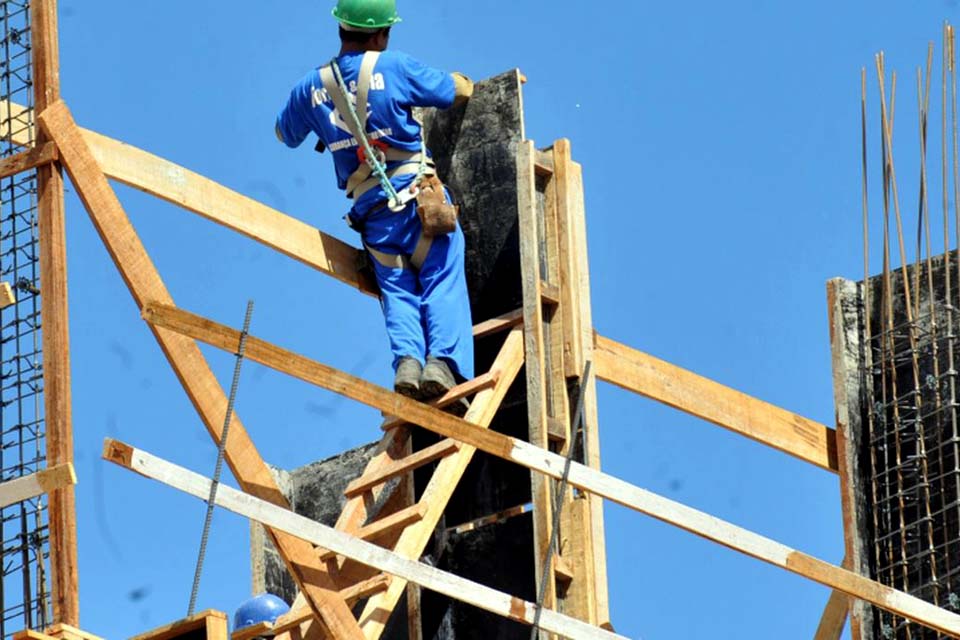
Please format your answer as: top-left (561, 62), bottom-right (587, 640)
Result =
top-left (364, 242), bottom-right (411, 270)
top-left (321, 52), bottom-right (434, 201)
top-left (355, 51), bottom-right (380, 133)
top-left (410, 234), bottom-right (433, 270)
top-left (364, 233), bottom-right (433, 272)
top-left (351, 160), bottom-right (434, 200)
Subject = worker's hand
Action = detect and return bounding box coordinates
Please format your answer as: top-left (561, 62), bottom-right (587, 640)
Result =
top-left (452, 72), bottom-right (474, 107)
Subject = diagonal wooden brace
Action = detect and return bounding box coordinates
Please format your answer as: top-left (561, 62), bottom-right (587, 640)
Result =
top-left (141, 301), bottom-right (960, 639)
top-left (36, 100), bottom-right (364, 640)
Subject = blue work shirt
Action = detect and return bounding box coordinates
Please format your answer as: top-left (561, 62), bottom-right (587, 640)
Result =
top-left (276, 50), bottom-right (455, 216)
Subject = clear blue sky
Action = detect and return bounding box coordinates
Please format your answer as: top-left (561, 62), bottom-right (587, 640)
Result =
top-left (54, 1), bottom-right (958, 638)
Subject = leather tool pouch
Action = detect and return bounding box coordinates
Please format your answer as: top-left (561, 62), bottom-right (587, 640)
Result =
top-left (415, 174), bottom-right (458, 237)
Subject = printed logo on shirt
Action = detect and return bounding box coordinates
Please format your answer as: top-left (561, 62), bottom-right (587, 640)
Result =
top-left (311, 73), bottom-right (387, 136)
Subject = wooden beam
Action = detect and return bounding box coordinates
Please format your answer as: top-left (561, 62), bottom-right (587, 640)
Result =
top-left (104, 440), bottom-right (627, 640)
top-left (0, 462), bottom-right (76, 508)
top-left (0, 281), bottom-right (15, 309)
top-left (814, 584), bottom-right (849, 640)
top-left (472, 308), bottom-right (523, 338)
top-left (129, 610), bottom-right (228, 640)
top-left (44, 624), bottom-right (106, 640)
top-left (827, 278), bottom-right (875, 639)
top-left (30, 0), bottom-right (77, 624)
top-left (594, 334), bottom-right (839, 473)
top-left (141, 301), bottom-right (960, 639)
top-left (0, 142), bottom-right (57, 180)
top-left (318, 505), bottom-right (427, 561)
top-left (250, 326), bottom-right (527, 640)
top-left (380, 371), bottom-right (498, 430)
top-left (254, 575), bottom-right (393, 640)
top-left (0, 100), bottom-right (376, 296)
top-left (557, 143), bottom-right (608, 623)
top-left (517, 139), bottom-right (558, 619)
top-left (38, 100), bottom-right (363, 640)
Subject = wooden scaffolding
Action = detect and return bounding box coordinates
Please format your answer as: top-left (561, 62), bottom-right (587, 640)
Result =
top-left (10, 1), bottom-right (960, 639)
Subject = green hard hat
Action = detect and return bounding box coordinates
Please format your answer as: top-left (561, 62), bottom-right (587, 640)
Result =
top-left (332, 0), bottom-right (402, 30)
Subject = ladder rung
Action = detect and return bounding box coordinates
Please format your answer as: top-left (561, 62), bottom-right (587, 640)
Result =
top-left (540, 280), bottom-right (561, 306)
top-left (547, 417), bottom-right (568, 444)
top-left (381, 372), bottom-right (499, 431)
top-left (472, 308), bottom-right (523, 338)
top-left (534, 149), bottom-right (554, 176)
top-left (339, 573), bottom-right (392, 604)
top-left (344, 439), bottom-right (462, 497)
top-left (319, 504), bottom-right (427, 561)
top-left (554, 554), bottom-right (575, 584)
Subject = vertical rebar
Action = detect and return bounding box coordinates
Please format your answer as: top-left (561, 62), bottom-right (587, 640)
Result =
top-left (187, 301), bottom-right (254, 616)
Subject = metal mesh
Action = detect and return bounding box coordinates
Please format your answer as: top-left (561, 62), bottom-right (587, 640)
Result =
top-left (0, 0), bottom-right (52, 634)
top-left (865, 269), bottom-right (960, 639)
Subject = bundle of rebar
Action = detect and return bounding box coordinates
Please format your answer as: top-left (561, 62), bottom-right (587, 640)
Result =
top-left (0, 0), bottom-right (50, 635)
top-left (862, 24), bottom-right (960, 640)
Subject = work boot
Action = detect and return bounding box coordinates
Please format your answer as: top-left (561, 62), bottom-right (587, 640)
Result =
top-left (419, 356), bottom-right (457, 401)
top-left (394, 356), bottom-right (422, 399)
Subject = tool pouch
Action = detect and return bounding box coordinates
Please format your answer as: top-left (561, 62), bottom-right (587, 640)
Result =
top-left (416, 174), bottom-right (458, 237)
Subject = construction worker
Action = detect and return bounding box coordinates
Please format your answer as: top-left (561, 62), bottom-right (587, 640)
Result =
top-left (275, 0), bottom-right (476, 409)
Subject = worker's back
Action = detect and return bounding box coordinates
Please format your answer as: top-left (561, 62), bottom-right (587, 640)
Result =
top-left (276, 50), bottom-right (455, 214)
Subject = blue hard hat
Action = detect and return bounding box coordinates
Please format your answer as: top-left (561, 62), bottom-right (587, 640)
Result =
top-left (233, 593), bottom-right (291, 630)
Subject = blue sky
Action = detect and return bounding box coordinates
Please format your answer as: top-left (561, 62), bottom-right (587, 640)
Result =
top-left (52, 1), bottom-right (960, 638)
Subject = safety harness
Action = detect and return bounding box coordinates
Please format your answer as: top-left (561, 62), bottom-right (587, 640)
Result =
top-left (320, 52), bottom-right (435, 208)
top-left (320, 51), bottom-right (438, 271)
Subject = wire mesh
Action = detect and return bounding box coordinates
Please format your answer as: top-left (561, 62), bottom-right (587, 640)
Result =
top-left (865, 279), bottom-right (960, 639)
top-left (0, 0), bottom-right (52, 635)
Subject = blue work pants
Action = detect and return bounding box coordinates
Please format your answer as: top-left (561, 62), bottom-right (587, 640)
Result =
top-left (361, 201), bottom-right (475, 381)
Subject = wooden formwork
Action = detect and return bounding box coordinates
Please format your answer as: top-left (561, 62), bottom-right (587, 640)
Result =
top-left (15, 5), bottom-right (960, 638)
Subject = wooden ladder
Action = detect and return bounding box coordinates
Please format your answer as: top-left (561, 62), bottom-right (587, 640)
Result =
top-left (518, 138), bottom-right (607, 629)
top-left (271, 321), bottom-right (526, 640)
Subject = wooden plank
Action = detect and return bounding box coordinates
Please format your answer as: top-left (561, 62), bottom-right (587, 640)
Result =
top-left (231, 622), bottom-right (274, 640)
top-left (38, 101), bottom-right (363, 640)
top-left (278, 328), bottom-right (526, 639)
top-left (140, 302), bottom-right (960, 639)
top-left (205, 614), bottom-right (229, 640)
top-left (380, 371), bottom-right (498, 430)
top-left (553, 140), bottom-right (583, 378)
top-left (340, 574), bottom-right (392, 603)
top-left (814, 585), bottom-right (849, 640)
top-left (0, 281), bottom-right (15, 308)
top-left (0, 142), bottom-right (57, 180)
top-left (540, 280), bottom-right (561, 307)
top-left (318, 504), bottom-right (427, 560)
top-left (104, 440), bottom-right (627, 640)
top-left (565, 156), bottom-right (609, 623)
top-left (12, 631), bottom-right (57, 640)
top-left (827, 278), bottom-right (875, 639)
top-left (0, 462), bottom-right (76, 508)
top-left (472, 308), bottom-right (523, 338)
top-left (518, 139), bottom-right (558, 619)
top-left (555, 142), bottom-right (604, 623)
top-left (44, 624), bottom-right (105, 640)
top-left (447, 503), bottom-right (531, 535)
top-left (0, 100), bottom-right (376, 297)
top-left (595, 334), bottom-right (839, 473)
top-left (344, 440), bottom-right (461, 498)
top-left (30, 0), bottom-right (77, 624)
top-left (129, 610), bottom-right (228, 640)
